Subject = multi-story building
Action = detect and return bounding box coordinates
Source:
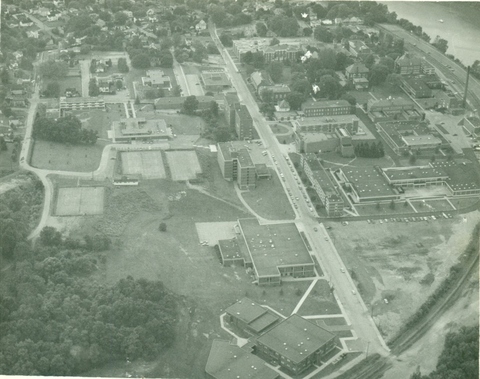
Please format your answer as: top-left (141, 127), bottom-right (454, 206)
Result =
top-left (461, 116), bottom-right (480, 138)
top-left (301, 100), bottom-right (353, 117)
top-left (260, 85), bottom-right (291, 103)
top-left (217, 142), bottom-right (256, 189)
top-left (235, 105), bottom-right (257, 140)
top-left (59, 97), bottom-right (105, 114)
top-left (395, 53), bottom-right (422, 75)
top-left (400, 77), bottom-right (432, 98)
top-left (262, 44), bottom-right (302, 63)
top-left (232, 39), bottom-right (302, 62)
top-left (345, 61), bottom-right (369, 80)
top-left (256, 314), bottom-right (337, 375)
top-left (301, 154), bottom-right (344, 216)
top-left (223, 92), bottom-right (240, 128)
top-left (367, 97), bottom-right (424, 122)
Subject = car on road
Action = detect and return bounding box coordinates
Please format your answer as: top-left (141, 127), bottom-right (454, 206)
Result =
top-left (340, 268), bottom-right (345, 273)
top-left (325, 238), bottom-right (328, 241)
top-left (313, 227), bottom-right (318, 232)
top-left (351, 290), bottom-right (356, 295)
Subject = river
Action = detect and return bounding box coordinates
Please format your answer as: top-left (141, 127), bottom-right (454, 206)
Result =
top-left (380, 1), bottom-right (480, 66)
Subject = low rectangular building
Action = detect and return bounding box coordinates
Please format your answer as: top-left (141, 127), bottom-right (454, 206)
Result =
top-left (256, 314), bottom-right (337, 375)
top-left (401, 77), bottom-right (432, 98)
top-left (59, 97), bottom-right (105, 114)
top-left (237, 219), bottom-right (315, 285)
top-left (110, 118), bottom-right (172, 143)
top-left (142, 70), bottom-right (171, 89)
top-left (367, 97), bottom-right (424, 122)
top-left (201, 72), bottom-right (231, 92)
top-left (336, 166), bottom-right (399, 203)
top-left (225, 298), bottom-right (279, 336)
top-left (302, 100), bottom-right (353, 117)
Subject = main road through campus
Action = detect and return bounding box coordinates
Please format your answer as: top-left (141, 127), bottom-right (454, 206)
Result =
top-left (209, 23), bottom-right (390, 358)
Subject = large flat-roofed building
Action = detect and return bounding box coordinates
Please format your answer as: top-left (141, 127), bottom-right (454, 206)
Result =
top-left (401, 77), bottom-right (432, 98)
top-left (217, 142), bottom-right (256, 190)
top-left (302, 100), bottom-right (353, 117)
top-left (218, 238), bottom-right (252, 267)
top-left (256, 314), bottom-right (337, 375)
top-left (336, 166), bottom-right (399, 203)
top-left (381, 162), bottom-right (480, 196)
top-left (205, 340), bottom-right (280, 379)
top-left (141, 70), bottom-right (171, 89)
top-left (225, 298), bottom-right (279, 336)
top-left (235, 105), bottom-right (257, 140)
top-left (367, 97), bottom-right (424, 122)
top-left (295, 132), bottom-right (340, 154)
top-left (237, 218), bottom-right (315, 285)
top-left (302, 154), bottom-right (344, 216)
top-left (154, 95), bottom-right (222, 110)
top-left (59, 97), bottom-right (105, 113)
top-left (292, 115), bottom-right (361, 133)
top-left (376, 120), bottom-right (446, 154)
top-left (110, 118), bottom-right (172, 143)
top-left (201, 72), bottom-right (231, 92)
top-left (232, 39), bottom-right (302, 62)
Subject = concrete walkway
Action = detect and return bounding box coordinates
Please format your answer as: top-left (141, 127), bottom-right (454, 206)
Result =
top-left (291, 279), bottom-right (318, 315)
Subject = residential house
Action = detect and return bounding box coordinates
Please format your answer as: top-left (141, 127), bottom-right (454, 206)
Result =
top-left (275, 99), bottom-right (290, 112)
top-left (348, 40), bottom-right (371, 59)
top-left (142, 70), bottom-right (171, 89)
top-left (250, 71), bottom-right (273, 95)
top-left (195, 19), bottom-right (207, 31)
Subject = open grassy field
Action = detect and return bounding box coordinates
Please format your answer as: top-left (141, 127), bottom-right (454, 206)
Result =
top-left (165, 150), bottom-right (202, 181)
top-left (241, 170), bottom-right (295, 220)
top-left (43, 76), bottom-right (82, 97)
top-left (55, 187), bottom-right (104, 216)
top-left (327, 211), bottom-right (480, 339)
top-left (30, 140), bottom-right (105, 172)
top-left (355, 201), bottom-right (416, 216)
top-left (84, 182), bottom-right (314, 377)
top-left (297, 280), bottom-right (341, 316)
top-left (0, 148), bottom-right (17, 178)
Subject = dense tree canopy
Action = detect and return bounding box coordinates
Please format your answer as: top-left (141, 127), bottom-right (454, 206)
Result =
top-left (33, 115), bottom-right (98, 145)
top-left (38, 61), bottom-right (68, 80)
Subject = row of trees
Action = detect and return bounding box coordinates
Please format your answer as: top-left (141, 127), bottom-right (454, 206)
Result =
top-left (354, 142), bottom-right (385, 158)
top-left (33, 115), bottom-right (98, 145)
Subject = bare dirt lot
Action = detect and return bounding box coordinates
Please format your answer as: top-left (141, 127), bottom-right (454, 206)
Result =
top-left (165, 150), bottom-right (202, 181)
top-left (121, 151), bottom-right (166, 179)
top-left (327, 211), bottom-right (480, 340)
top-left (55, 187), bottom-right (104, 216)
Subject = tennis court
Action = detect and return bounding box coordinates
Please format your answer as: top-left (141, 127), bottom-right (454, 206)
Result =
top-left (121, 151), bottom-right (166, 179)
top-left (56, 187), bottom-right (104, 216)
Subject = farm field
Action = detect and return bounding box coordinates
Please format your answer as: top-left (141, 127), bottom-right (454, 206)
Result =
top-left (326, 210), bottom-right (480, 340)
top-left (30, 140), bottom-right (105, 172)
top-left (120, 151), bottom-right (166, 179)
top-left (55, 187), bottom-right (104, 216)
top-left (165, 150), bottom-right (202, 181)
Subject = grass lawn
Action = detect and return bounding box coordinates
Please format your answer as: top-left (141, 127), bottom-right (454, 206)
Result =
top-left (355, 202), bottom-right (416, 216)
top-left (30, 140), bottom-right (105, 172)
top-left (124, 68), bottom-right (146, 99)
top-left (0, 148), bottom-right (17, 178)
top-left (43, 76), bottom-right (82, 96)
top-left (241, 170), bottom-right (295, 220)
top-left (450, 197), bottom-right (480, 210)
top-left (297, 280), bottom-right (341, 316)
top-left (270, 123), bottom-right (290, 134)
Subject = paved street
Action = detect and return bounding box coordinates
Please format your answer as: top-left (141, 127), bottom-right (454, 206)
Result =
top-left (209, 22), bottom-right (390, 358)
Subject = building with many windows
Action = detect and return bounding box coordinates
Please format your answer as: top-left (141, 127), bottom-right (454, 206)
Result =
top-left (217, 142), bottom-right (256, 190)
top-left (59, 97), bottom-right (105, 114)
top-left (395, 53), bottom-right (422, 75)
top-left (400, 77), bottom-right (432, 98)
top-left (256, 314), bottom-right (337, 375)
top-left (367, 97), bottom-right (424, 122)
top-left (301, 154), bottom-right (344, 216)
top-left (301, 100), bottom-right (353, 117)
top-left (235, 105), bottom-right (257, 140)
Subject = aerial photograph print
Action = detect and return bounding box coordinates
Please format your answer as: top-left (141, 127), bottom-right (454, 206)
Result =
top-left (0, 0), bottom-right (478, 378)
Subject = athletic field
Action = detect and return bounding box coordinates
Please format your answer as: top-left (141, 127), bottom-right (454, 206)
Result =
top-left (121, 151), bottom-right (166, 179)
top-left (165, 150), bottom-right (202, 181)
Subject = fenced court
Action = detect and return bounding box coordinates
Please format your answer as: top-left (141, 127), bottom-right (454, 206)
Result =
top-left (166, 150), bottom-right (202, 181)
top-left (55, 187), bottom-right (104, 216)
top-left (121, 151), bottom-right (166, 179)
